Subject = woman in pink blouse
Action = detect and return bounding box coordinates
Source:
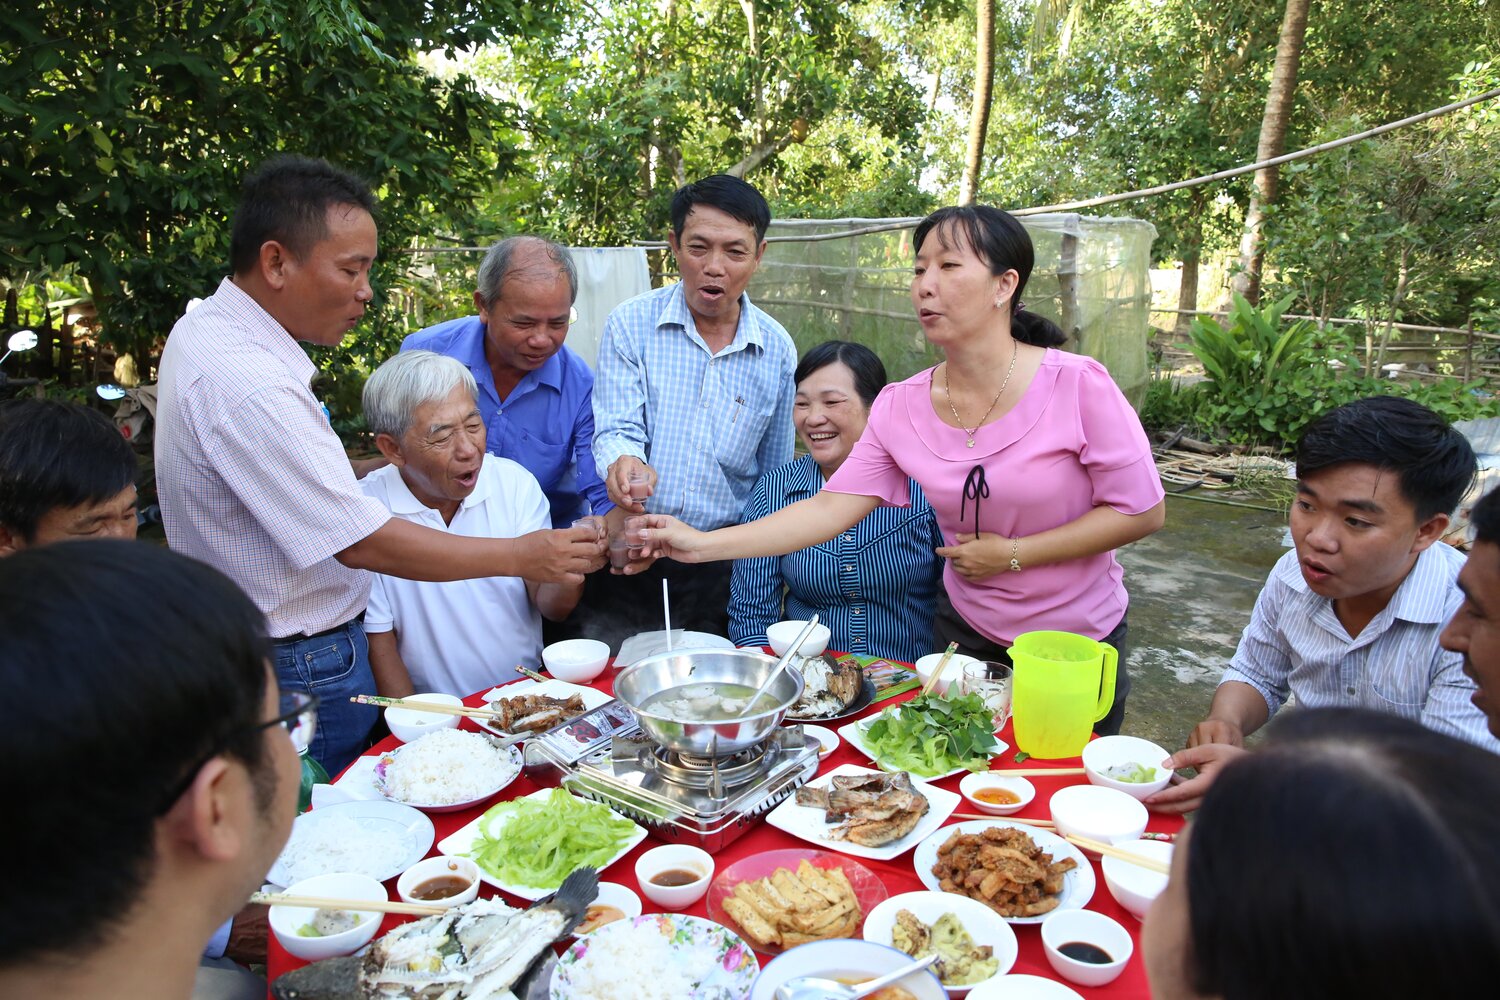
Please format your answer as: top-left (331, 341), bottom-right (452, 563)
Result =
top-left (639, 205), bottom-right (1165, 733)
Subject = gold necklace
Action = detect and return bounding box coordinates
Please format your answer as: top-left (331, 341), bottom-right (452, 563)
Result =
top-left (943, 338), bottom-right (1019, 448)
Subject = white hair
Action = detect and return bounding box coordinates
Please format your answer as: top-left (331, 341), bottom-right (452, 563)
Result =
top-left (362, 350), bottom-right (478, 439)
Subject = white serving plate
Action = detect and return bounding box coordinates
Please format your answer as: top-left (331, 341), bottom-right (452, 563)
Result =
top-left (838, 710), bottom-right (1008, 781)
top-left (911, 819), bottom-right (1096, 926)
top-left (437, 788), bottom-right (647, 900)
top-left (267, 799), bottom-right (434, 886)
top-left (763, 763), bottom-right (960, 862)
top-left (475, 678), bottom-right (613, 739)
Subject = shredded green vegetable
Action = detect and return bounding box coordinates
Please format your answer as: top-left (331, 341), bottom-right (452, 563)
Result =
top-left (465, 788), bottom-right (635, 889)
top-left (862, 692), bottom-right (998, 777)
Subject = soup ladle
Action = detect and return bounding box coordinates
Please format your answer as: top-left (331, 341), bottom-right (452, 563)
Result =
top-left (775, 953), bottom-right (939, 1000)
top-left (737, 614), bottom-right (821, 719)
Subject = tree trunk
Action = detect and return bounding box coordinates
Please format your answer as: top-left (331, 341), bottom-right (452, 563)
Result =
top-left (959, 0), bottom-right (996, 205)
top-left (1175, 208), bottom-right (1204, 338)
top-left (1231, 0), bottom-right (1310, 304)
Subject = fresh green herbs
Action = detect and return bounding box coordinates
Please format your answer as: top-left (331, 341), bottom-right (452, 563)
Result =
top-left (861, 692), bottom-right (999, 777)
top-left (466, 788), bottom-right (635, 889)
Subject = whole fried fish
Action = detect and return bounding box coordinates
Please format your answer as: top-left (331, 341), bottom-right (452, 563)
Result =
top-left (271, 867), bottom-right (598, 1000)
top-left (787, 655), bottom-right (864, 719)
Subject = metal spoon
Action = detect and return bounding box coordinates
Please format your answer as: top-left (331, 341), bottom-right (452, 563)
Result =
top-left (738, 614), bottom-right (820, 718)
top-left (775, 953), bottom-right (939, 1000)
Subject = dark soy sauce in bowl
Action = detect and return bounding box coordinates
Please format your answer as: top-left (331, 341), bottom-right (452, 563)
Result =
top-left (1058, 941), bottom-right (1114, 964)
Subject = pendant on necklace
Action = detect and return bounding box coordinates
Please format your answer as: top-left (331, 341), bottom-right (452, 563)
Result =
top-left (967, 439), bottom-right (975, 448)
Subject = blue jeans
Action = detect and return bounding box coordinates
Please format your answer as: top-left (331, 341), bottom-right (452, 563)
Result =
top-left (273, 621), bottom-right (378, 775)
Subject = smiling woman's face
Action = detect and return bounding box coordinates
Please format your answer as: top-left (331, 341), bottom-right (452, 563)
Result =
top-left (795, 361), bottom-right (870, 476)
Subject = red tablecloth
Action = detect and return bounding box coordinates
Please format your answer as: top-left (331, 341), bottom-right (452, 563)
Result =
top-left (269, 661), bottom-right (1181, 997)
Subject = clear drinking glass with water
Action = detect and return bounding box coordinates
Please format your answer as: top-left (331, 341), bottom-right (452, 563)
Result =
top-left (963, 660), bottom-right (1014, 730)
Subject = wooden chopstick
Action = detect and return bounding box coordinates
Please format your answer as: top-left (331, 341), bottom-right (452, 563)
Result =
top-left (250, 892), bottom-right (448, 916)
top-left (517, 665), bottom-right (550, 684)
top-left (919, 642), bottom-right (959, 698)
top-left (350, 694), bottom-right (501, 719)
top-left (989, 767), bottom-right (1088, 777)
top-left (952, 813), bottom-right (1055, 827)
top-left (1065, 835), bottom-right (1173, 874)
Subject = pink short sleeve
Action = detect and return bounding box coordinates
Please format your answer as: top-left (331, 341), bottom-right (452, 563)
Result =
top-left (1076, 360), bottom-right (1165, 516)
top-left (823, 385), bottom-right (912, 508)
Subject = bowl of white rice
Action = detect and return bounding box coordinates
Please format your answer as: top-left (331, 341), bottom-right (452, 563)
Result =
top-left (552, 913), bottom-right (759, 1000)
top-left (375, 729), bottom-right (522, 812)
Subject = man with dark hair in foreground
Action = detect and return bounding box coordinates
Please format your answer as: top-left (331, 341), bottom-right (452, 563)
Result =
top-left (1442, 485), bottom-right (1500, 738)
top-left (0, 541), bottom-right (301, 1000)
top-left (0, 397), bottom-right (137, 552)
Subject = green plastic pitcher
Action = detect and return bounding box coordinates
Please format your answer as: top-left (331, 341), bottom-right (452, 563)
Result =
top-left (1009, 630), bottom-right (1117, 759)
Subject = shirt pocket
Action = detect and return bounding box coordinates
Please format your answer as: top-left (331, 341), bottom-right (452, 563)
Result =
top-left (500, 422), bottom-right (571, 491)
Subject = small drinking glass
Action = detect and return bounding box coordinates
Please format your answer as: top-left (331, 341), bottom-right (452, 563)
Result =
top-left (571, 515), bottom-right (606, 543)
top-left (627, 470), bottom-right (651, 505)
top-left (962, 660), bottom-right (1013, 730)
top-left (608, 533), bottom-right (633, 571)
top-left (624, 515), bottom-right (648, 554)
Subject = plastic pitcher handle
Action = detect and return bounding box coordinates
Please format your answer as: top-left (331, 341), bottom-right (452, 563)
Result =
top-left (1092, 641), bottom-right (1118, 723)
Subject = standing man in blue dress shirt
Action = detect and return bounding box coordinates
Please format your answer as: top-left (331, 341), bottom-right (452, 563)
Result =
top-left (401, 236), bottom-right (614, 530)
top-left (589, 175), bottom-right (797, 641)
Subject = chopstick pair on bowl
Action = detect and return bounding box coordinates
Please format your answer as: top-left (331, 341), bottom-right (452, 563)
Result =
top-left (350, 666), bottom-right (554, 721)
top-left (250, 892), bottom-right (447, 916)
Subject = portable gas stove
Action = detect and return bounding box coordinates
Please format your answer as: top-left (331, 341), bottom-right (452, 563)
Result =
top-left (525, 699), bottom-right (820, 851)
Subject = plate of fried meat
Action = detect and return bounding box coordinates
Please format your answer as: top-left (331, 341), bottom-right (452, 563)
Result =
top-left (765, 764), bottom-right (960, 861)
top-left (475, 678), bottom-right (610, 742)
top-left (912, 820), bottom-right (1095, 925)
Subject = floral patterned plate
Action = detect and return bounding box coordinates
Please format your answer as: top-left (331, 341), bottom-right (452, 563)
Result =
top-left (551, 913), bottom-right (760, 1000)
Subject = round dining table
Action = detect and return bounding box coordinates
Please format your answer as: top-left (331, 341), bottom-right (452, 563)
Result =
top-left (268, 657), bottom-right (1183, 998)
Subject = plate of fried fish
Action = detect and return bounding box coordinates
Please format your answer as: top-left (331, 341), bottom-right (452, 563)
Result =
top-left (912, 820), bottom-right (1095, 925)
top-left (765, 764), bottom-right (960, 861)
top-left (706, 849), bottom-right (888, 954)
top-left (476, 678), bottom-right (611, 742)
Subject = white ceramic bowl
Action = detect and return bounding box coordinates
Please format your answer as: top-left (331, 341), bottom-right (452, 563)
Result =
top-left (571, 881), bottom-right (643, 937)
top-left (384, 693), bottom-right (462, 744)
top-left (801, 723), bottom-right (839, 760)
top-left (1049, 785), bottom-right (1149, 853)
top-left (1040, 909), bottom-right (1133, 988)
top-left (541, 639), bottom-right (610, 683)
top-left (395, 854), bottom-right (480, 909)
top-left (863, 890), bottom-right (1018, 997)
top-left (1082, 735), bottom-right (1173, 800)
top-left (767, 619), bottom-right (832, 656)
top-left (913, 651), bottom-right (980, 697)
top-left (268, 872), bottom-right (387, 961)
top-left (751, 939), bottom-right (947, 1000)
top-left (965, 975), bottom-right (1083, 1000)
top-left (634, 844), bottom-right (714, 910)
top-left (958, 773), bottom-right (1036, 816)
top-left (1101, 839), bottom-right (1175, 920)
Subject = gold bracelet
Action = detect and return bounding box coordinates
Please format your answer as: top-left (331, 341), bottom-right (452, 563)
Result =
top-left (1009, 537), bottom-right (1022, 572)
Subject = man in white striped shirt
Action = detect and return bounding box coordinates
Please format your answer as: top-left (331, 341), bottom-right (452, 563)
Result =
top-left (1187, 397), bottom-right (1498, 754)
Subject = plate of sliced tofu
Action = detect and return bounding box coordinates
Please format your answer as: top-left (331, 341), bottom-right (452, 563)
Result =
top-left (705, 848), bottom-right (889, 954)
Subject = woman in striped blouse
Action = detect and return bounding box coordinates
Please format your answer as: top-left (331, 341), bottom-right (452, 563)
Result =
top-left (728, 342), bottom-right (943, 662)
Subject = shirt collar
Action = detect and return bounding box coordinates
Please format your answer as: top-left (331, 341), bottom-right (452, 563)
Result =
top-left (1276, 542), bottom-right (1452, 625)
top-left (215, 277), bottom-right (318, 387)
top-left (657, 283), bottom-right (764, 352)
top-left (386, 455), bottom-right (494, 518)
top-left (458, 319), bottom-right (565, 394)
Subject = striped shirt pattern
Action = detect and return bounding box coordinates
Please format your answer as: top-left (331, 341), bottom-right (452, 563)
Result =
top-left (729, 455), bottom-right (945, 663)
top-left (591, 283), bottom-right (797, 529)
top-left (1224, 543), bottom-right (1500, 751)
top-left (155, 278), bottom-right (390, 638)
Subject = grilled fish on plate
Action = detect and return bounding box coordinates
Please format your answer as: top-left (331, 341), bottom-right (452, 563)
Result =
top-left (786, 654), bottom-right (864, 719)
top-left (271, 867), bottom-right (597, 1000)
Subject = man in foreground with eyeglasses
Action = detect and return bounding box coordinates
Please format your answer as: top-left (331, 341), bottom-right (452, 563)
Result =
top-left (0, 541), bottom-right (301, 1000)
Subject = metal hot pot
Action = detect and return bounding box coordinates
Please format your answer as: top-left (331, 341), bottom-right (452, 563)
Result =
top-left (613, 648), bottom-right (804, 757)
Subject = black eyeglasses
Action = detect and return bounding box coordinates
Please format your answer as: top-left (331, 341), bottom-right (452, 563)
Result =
top-left (154, 689), bottom-right (320, 815)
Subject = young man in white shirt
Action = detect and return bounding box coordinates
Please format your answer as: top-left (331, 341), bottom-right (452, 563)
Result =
top-left (359, 351), bottom-right (589, 697)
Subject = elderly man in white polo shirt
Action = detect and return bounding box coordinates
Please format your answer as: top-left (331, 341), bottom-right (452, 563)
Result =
top-left (359, 351), bottom-right (584, 696)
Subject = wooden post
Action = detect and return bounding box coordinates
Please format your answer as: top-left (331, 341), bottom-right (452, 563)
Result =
top-left (1058, 230), bottom-right (1081, 348)
top-left (1466, 319), bottom-right (1475, 382)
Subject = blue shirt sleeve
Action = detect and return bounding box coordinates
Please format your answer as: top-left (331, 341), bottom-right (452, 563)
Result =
top-left (572, 385), bottom-right (615, 517)
top-left (591, 310), bottom-right (650, 473)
